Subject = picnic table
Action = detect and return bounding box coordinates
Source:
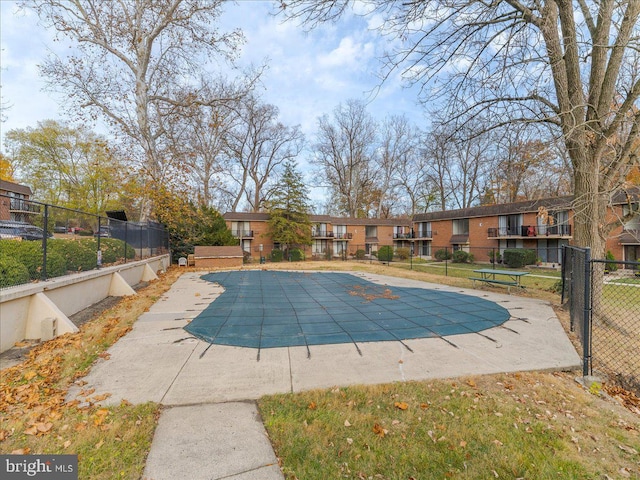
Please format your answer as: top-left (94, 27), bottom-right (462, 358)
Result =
top-left (469, 268), bottom-right (529, 293)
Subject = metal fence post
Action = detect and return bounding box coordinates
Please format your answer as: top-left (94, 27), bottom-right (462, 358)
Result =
top-left (582, 247), bottom-right (592, 377)
top-left (41, 204), bottom-right (49, 281)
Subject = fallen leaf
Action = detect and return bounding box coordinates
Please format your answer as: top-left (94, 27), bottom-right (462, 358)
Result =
top-left (63, 440), bottom-right (72, 449)
top-left (36, 422), bottom-right (53, 433)
top-left (346, 438), bottom-right (353, 445)
top-left (24, 426), bottom-right (38, 435)
top-left (308, 401), bottom-right (317, 410)
top-left (394, 402), bottom-right (409, 410)
top-left (91, 393), bottom-right (112, 402)
top-left (466, 379), bottom-right (477, 388)
top-left (420, 403), bottom-right (430, 409)
top-left (493, 439), bottom-right (503, 446)
top-left (23, 371), bottom-right (37, 381)
top-left (11, 448), bottom-right (30, 455)
top-left (619, 444), bottom-right (638, 455)
top-left (459, 440), bottom-right (467, 448)
top-left (95, 439), bottom-right (104, 449)
top-left (372, 423), bottom-right (387, 438)
top-left (344, 420), bottom-right (352, 427)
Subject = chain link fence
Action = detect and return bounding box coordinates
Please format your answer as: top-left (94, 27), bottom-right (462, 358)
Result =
top-left (590, 258), bottom-right (640, 394)
top-left (0, 194), bottom-right (170, 289)
top-left (562, 245), bottom-right (640, 395)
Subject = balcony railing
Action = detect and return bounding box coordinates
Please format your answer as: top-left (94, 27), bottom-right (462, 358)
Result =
top-left (487, 224), bottom-right (572, 238)
top-left (232, 230), bottom-right (253, 238)
top-left (312, 230), bottom-right (334, 238)
top-left (393, 232), bottom-right (414, 239)
top-left (413, 230), bottom-right (432, 239)
top-left (9, 199), bottom-right (41, 214)
top-left (334, 232), bottom-right (352, 239)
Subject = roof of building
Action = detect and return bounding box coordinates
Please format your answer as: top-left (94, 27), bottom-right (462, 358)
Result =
top-left (223, 211), bottom-right (411, 226)
top-left (414, 188), bottom-right (640, 222)
top-left (0, 180), bottom-right (32, 196)
top-left (413, 196), bottom-right (574, 222)
top-left (193, 246), bottom-right (244, 258)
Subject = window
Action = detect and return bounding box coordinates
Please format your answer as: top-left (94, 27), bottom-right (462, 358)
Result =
top-left (498, 214), bottom-right (522, 236)
top-left (420, 241), bottom-right (431, 256)
top-left (417, 222), bottom-right (431, 237)
top-left (623, 204), bottom-right (640, 230)
top-left (365, 225), bottom-right (377, 237)
top-left (334, 225), bottom-right (347, 239)
top-left (452, 218), bottom-right (469, 235)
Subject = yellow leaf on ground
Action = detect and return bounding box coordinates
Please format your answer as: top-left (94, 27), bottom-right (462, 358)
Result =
top-left (394, 402), bottom-right (408, 410)
top-left (373, 423), bottom-right (387, 438)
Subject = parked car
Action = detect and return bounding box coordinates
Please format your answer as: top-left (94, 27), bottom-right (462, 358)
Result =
top-left (0, 221), bottom-right (52, 241)
top-left (53, 225), bottom-right (67, 234)
top-left (94, 226), bottom-right (110, 238)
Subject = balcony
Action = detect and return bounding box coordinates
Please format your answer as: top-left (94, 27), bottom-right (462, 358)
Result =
top-left (393, 232), bottom-right (414, 239)
top-left (413, 230), bottom-right (432, 239)
top-left (334, 232), bottom-right (352, 240)
top-left (9, 199), bottom-right (40, 215)
top-left (232, 230), bottom-right (254, 238)
top-left (487, 224), bottom-right (572, 238)
top-left (312, 230), bottom-right (334, 238)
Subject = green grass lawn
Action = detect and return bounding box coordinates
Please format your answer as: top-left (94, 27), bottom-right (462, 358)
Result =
top-left (260, 373), bottom-right (640, 480)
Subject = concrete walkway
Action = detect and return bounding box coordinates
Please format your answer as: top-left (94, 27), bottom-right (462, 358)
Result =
top-left (66, 271), bottom-right (581, 480)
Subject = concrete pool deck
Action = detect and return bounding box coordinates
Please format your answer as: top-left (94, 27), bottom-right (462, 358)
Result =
top-left (65, 271), bottom-right (581, 480)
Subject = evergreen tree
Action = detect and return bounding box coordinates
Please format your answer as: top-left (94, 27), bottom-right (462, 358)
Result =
top-left (267, 160), bottom-right (312, 256)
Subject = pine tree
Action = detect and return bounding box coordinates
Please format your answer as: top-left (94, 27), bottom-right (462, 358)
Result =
top-left (267, 160), bottom-right (312, 257)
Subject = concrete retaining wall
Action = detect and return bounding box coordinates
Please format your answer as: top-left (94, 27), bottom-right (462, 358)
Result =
top-left (0, 255), bottom-right (170, 353)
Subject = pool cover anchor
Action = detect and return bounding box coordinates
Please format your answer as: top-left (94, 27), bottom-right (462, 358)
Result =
top-left (199, 343), bottom-right (214, 359)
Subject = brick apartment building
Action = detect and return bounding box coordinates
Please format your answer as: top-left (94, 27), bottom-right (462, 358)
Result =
top-left (223, 212), bottom-right (412, 260)
top-left (412, 193), bottom-right (639, 265)
top-left (224, 190), bottom-right (639, 265)
top-left (0, 179), bottom-right (38, 222)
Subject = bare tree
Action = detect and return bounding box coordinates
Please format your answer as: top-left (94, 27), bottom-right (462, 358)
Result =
top-left (313, 99), bottom-right (378, 217)
top-left (421, 120), bottom-right (493, 210)
top-left (225, 95), bottom-right (305, 212)
top-left (27, 0), bottom-right (255, 220)
top-left (281, 0), bottom-right (640, 257)
top-left (374, 115), bottom-right (416, 217)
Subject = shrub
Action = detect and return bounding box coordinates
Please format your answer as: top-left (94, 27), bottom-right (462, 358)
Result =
top-left (99, 238), bottom-right (135, 261)
top-left (396, 247), bottom-right (410, 260)
top-left (355, 249), bottom-right (366, 260)
top-left (502, 248), bottom-right (537, 268)
top-left (605, 250), bottom-right (618, 272)
top-left (325, 248), bottom-right (333, 260)
top-left (488, 250), bottom-right (502, 264)
top-left (48, 239), bottom-right (97, 271)
top-left (452, 250), bottom-right (472, 263)
top-left (271, 249), bottom-right (283, 262)
top-left (243, 251), bottom-right (252, 264)
top-left (11, 241), bottom-right (46, 279)
top-left (434, 249), bottom-right (452, 261)
top-left (45, 251), bottom-right (68, 278)
top-left (377, 245), bottom-right (394, 262)
top-left (289, 248), bottom-right (304, 262)
top-left (0, 254), bottom-right (30, 287)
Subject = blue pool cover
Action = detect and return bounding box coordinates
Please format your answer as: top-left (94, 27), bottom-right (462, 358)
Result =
top-left (184, 271), bottom-right (511, 353)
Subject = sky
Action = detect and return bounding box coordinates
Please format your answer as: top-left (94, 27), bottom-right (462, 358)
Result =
top-left (0, 0), bottom-right (428, 203)
top-left (0, 0), bottom-right (427, 136)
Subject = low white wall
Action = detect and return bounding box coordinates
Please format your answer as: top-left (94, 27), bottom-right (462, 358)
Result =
top-left (0, 255), bottom-right (170, 353)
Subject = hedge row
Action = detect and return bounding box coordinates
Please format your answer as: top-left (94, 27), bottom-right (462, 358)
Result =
top-left (0, 238), bottom-right (135, 288)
